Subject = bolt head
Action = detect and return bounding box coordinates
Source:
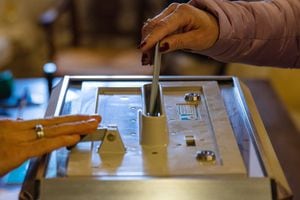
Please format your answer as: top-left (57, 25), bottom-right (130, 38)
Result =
top-left (184, 93), bottom-right (201, 102)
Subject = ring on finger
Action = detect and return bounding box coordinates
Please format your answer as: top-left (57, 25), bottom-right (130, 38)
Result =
top-left (35, 124), bottom-right (45, 139)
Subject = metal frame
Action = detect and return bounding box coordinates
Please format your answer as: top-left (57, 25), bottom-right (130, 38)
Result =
top-left (20, 75), bottom-right (291, 200)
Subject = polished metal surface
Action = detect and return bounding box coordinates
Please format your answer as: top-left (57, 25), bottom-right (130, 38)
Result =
top-left (40, 177), bottom-right (273, 200)
top-left (20, 76), bottom-right (291, 200)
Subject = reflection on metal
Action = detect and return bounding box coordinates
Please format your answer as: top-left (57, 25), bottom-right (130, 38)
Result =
top-left (20, 76), bottom-right (292, 200)
top-left (40, 178), bottom-right (273, 200)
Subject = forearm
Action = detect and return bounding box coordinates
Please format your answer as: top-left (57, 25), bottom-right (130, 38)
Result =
top-left (190, 0), bottom-right (300, 68)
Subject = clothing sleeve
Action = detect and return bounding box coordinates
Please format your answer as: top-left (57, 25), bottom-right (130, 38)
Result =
top-left (189, 0), bottom-right (300, 68)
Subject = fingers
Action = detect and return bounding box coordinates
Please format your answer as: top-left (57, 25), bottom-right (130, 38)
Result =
top-left (12, 114), bottom-right (101, 130)
top-left (140, 3), bottom-right (180, 66)
top-left (141, 3), bottom-right (178, 41)
top-left (160, 32), bottom-right (196, 53)
top-left (140, 3), bottom-right (195, 65)
top-left (139, 3), bottom-right (219, 64)
top-left (16, 118), bottom-right (98, 142)
top-left (43, 118), bottom-right (99, 138)
top-left (0, 115), bottom-right (101, 176)
top-left (24, 135), bottom-right (80, 158)
top-left (159, 29), bottom-right (216, 53)
top-left (1, 115), bottom-right (101, 142)
top-left (140, 5), bottom-right (188, 52)
top-left (0, 134), bottom-right (81, 176)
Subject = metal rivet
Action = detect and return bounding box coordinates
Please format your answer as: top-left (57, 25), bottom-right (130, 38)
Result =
top-left (107, 133), bottom-right (115, 142)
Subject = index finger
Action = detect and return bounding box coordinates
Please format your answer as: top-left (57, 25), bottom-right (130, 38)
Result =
top-left (140, 5), bottom-right (189, 52)
top-left (141, 3), bottom-right (179, 40)
top-left (23, 135), bottom-right (81, 158)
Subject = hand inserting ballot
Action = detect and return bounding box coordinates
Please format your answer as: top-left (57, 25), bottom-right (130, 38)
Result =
top-left (139, 3), bottom-right (219, 65)
top-left (0, 114), bottom-right (101, 176)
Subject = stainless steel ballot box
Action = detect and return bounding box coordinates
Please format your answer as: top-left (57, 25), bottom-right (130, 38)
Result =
top-left (20, 76), bottom-right (292, 200)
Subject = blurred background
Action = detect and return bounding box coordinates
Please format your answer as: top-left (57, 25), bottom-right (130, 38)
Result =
top-left (0, 0), bottom-right (299, 130)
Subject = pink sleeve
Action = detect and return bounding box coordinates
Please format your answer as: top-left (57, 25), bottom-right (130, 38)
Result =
top-left (189, 0), bottom-right (300, 68)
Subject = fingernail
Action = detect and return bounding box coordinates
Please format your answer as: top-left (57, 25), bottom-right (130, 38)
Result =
top-left (142, 61), bottom-right (150, 66)
top-left (142, 53), bottom-right (151, 65)
top-left (148, 59), bottom-right (153, 65)
top-left (138, 41), bottom-right (147, 49)
top-left (86, 118), bottom-right (98, 123)
top-left (159, 43), bottom-right (169, 52)
top-left (141, 53), bottom-right (148, 62)
top-left (89, 115), bottom-right (101, 121)
top-left (142, 59), bottom-right (150, 65)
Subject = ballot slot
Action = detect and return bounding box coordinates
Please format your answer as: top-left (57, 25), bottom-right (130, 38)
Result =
top-left (139, 83), bottom-right (168, 147)
top-left (142, 83), bottom-right (163, 116)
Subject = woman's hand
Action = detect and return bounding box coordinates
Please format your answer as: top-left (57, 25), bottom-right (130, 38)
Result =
top-left (0, 114), bottom-right (101, 176)
top-left (139, 3), bottom-right (219, 65)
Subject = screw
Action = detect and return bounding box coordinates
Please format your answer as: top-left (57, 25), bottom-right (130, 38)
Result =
top-left (196, 150), bottom-right (216, 162)
top-left (107, 133), bottom-right (115, 142)
top-left (184, 93), bottom-right (201, 102)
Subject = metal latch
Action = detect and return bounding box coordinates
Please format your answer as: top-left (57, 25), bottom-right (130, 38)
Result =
top-left (81, 125), bottom-right (126, 154)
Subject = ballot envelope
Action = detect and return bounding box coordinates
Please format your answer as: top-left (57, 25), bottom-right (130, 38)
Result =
top-left (20, 76), bottom-right (292, 200)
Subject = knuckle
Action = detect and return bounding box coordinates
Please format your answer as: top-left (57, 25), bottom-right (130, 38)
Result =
top-left (142, 23), bottom-right (148, 31)
top-left (146, 20), bottom-right (156, 29)
top-left (61, 135), bottom-right (78, 146)
top-left (176, 3), bottom-right (191, 13)
top-left (156, 20), bottom-right (168, 29)
top-left (173, 39), bottom-right (184, 50)
top-left (142, 19), bottom-right (156, 36)
top-left (168, 3), bottom-right (179, 10)
top-left (142, 23), bottom-right (151, 33)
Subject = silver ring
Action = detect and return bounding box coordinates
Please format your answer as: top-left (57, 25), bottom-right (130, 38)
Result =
top-left (35, 124), bottom-right (45, 139)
